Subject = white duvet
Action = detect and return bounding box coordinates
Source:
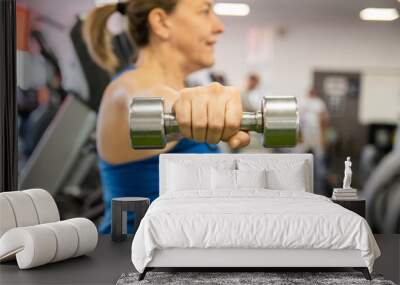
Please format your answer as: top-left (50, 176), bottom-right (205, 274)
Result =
top-left (131, 190), bottom-right (380, 273)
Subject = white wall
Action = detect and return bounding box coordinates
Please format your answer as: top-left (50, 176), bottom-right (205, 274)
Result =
top-left (24, 0), bottom-right (400, 111)
top-left (212, 17), bottom-right (400, 101)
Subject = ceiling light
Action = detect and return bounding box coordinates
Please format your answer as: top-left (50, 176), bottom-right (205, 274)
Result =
top-left (360, 8), bottom-right (399, 21)
top-left (94, 0), bottom-right (119, 7)
top-left (214, 3), bottom-right (250, 16)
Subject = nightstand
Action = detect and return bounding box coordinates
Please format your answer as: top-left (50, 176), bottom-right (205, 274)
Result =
top-left (111, 197), bottom-right (150, 242)
top-left (331, 198), bottom-right (366, 218)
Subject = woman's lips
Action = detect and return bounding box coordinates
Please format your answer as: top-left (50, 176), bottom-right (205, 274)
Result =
top-left (205, 41), bottom-right (216, 49)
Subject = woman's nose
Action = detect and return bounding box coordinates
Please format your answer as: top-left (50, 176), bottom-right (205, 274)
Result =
top-left (213, 15), bottom-right (225, 34)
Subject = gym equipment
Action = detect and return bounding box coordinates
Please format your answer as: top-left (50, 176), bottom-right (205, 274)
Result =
top-left (362, 150), bottom-right (400, 233)
top-left (18, 93), bottom-right (105, 223)
top-left (19, 95), bottom-right (97, 195)
top-left (70, 18), bottom-right (110, 112)
top-left (18, 18), bottom-right (140, 222)
top-left (18, 30), bottom-right (67, 165)
top-left (129, 96), bottom-right (299, 149)
top-left (71, 18), bottom-right (135, 112)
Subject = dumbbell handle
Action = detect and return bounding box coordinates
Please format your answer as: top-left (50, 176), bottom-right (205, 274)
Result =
top-left (130, 96), bottom-right (298, 149)
top-left (163, 111), bottom-right (264, 135)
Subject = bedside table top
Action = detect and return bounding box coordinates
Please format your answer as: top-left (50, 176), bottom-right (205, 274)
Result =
top-left (331, 198), bottom-right (365, 202)
top-left (112, 197), bottom-right (149, 202)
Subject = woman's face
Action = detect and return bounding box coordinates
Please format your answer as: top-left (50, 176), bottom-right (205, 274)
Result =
top-left (167, 0), bottom-right (224, 71)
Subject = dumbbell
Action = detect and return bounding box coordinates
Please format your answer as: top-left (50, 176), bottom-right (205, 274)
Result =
top-left (129, 96), bottom-right (299, 149)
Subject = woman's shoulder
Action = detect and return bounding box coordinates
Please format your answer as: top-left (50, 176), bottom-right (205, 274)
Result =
top-left (104, 74), bottom-right (179, 115)
top-left (106, 69), bottom-right (138, 95)
top-left (106, 69), bottom-right (177, 100)
top-left (101, 69), bottom-right (143, 111)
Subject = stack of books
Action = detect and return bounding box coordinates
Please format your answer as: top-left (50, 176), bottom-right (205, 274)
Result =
top-left (332, 188), bottom-right (358, 200)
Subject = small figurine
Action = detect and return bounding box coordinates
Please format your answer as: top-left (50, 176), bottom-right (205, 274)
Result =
top-left (342, 157), bottom-right (352, 189)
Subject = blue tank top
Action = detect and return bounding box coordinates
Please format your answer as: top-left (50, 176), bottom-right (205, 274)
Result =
top-left (98, 133), bottom-right (221, 234)
top-left (98, 66), bottom-right (221, 233)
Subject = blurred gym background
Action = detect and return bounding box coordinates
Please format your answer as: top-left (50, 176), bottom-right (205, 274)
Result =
top-left (15, 0), bottom-right (400, 233)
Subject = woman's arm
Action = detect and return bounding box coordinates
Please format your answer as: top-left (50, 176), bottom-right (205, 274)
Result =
top-left (96, 79), bottom-right (181, 164)
top-left (97, 79), bottom-right (250, 164)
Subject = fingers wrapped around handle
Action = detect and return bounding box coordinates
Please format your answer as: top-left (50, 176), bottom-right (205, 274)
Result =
top-left (173, 83), bottom-right (250, 148)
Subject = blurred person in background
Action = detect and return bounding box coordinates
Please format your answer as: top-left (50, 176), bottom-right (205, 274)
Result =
top-left (299, 88), bottom-right (330, 195)
top-left (241, 73), bottom-right (263, 112)
top-left (233, 73), bottom-right (268, 153)
top-left (83, 0), bottom-right (250, 234)
top-left (209, 71), bottom-right (227, 85)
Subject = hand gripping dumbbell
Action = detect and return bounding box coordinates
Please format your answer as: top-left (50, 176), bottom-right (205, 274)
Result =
top-left (129, 96), bottom-right (299, 149)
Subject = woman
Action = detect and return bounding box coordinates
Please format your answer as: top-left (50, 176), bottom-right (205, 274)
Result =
top-left (83, 0), bottom-right (250, 233)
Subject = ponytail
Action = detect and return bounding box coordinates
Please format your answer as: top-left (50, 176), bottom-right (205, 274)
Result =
top-left (82, 1), bottom-right (179, 74)
top-left (82, 4), bottom-right (119, 74)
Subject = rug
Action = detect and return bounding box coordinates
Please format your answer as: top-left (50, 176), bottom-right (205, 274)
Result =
top-left (116, 271), bottom-right (396, 285)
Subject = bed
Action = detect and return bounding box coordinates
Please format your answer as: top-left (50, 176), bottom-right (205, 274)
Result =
top-left (131, 154), bottom-right (381, 280)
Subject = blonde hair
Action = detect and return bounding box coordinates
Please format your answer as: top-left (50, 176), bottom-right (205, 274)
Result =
top-left (82, 1), bottom-right (178, 74)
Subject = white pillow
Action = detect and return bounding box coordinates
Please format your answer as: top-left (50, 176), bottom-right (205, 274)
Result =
top-left (167, 162), bottom-right (212, 191)
top-left (266, 165), bottom-right (306, 191)
top-left (236, 169), bottom-right (267, 189)
top-left (237, 159), bottom-right (308, 192)
top-left (211, 169), bottom-right (268, 190)
top-left (211, 168), bottom-right (237, 190)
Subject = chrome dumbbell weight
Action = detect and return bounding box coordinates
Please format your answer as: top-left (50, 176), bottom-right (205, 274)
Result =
top-left (129, 96), bottom-right (299, 149)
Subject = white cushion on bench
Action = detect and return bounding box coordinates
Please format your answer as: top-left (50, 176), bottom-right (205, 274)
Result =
top-left (0, 218), bottom-right (97, 269)
top-left (0, 189), bottom-right (60, 238)
top-left (0, 196), bottom-right (17, 237)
